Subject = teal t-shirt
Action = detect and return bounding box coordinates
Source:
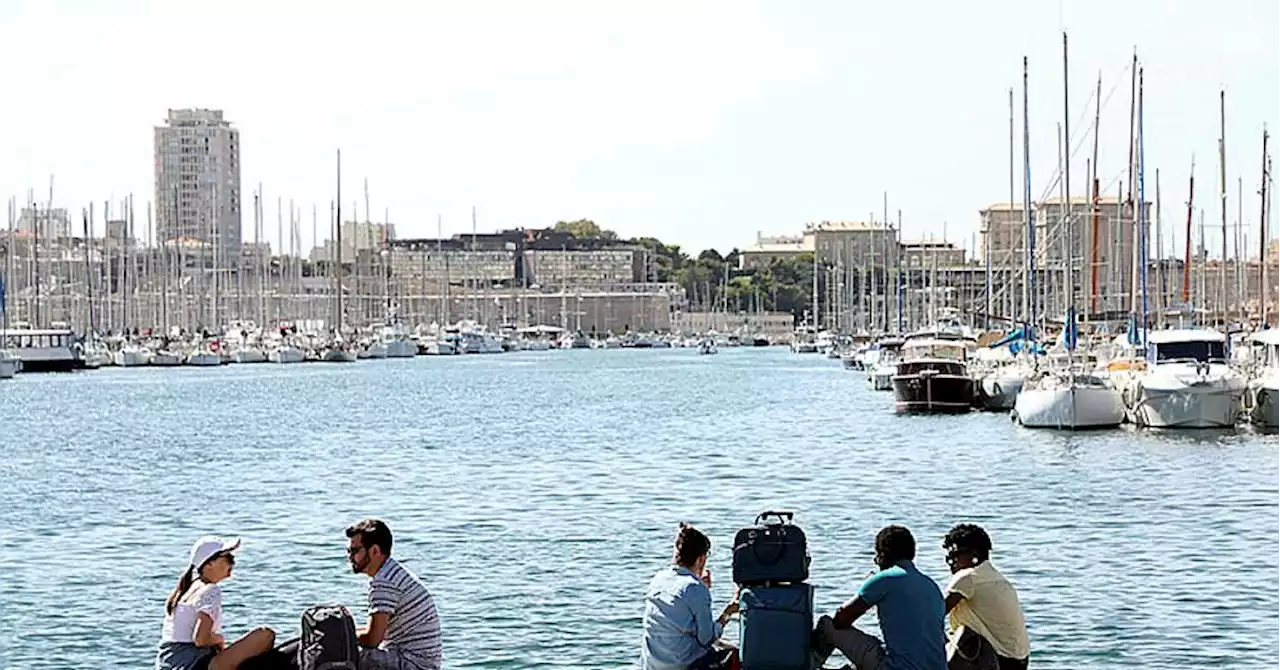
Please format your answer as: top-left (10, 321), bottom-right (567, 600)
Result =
top-left (857, 560), bottom-right (946, 670)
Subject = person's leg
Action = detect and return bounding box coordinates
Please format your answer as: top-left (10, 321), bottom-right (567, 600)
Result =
top-left (358, 646), bottom-right (405, 670)
top-left (209, 627), bottom-right (276, 670)
top-left (996, 655), bottom-right (1028, 670)
top-left (811, 616), bottom-right (884, 670)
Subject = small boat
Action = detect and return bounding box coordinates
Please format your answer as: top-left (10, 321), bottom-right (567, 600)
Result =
top-left (0, 326), bottom-right (81, 372)
top-left (891, 336), bottom-right (975, 414)
top-left (1123, 329), bottom-right (1246, 428)
top-left (697, 338), bottom-right (718, 355)
top-left (186, 345), bottom-right (223, 367)
top-left (1246, 330), bottom-right (1280, 430)
top-left (115, 344), bottom-right (153, 367)
top-left (869, 338), bottom-right (905, 391)
top-left (321, 341), bottom-right (358, 362)
top-left (151, 347), bottom-right (184, 366)
top-left (0, 349), bottom-right (19, 379)
top-left (1014, 369), bottom-right (1125, 429)
top-left (267, 343), bottom-right (306, 364)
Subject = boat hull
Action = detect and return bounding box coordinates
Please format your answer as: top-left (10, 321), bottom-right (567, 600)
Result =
top-left (871, 367), bottom-right (894, 391)
top-left (1014, 386), bottom-right (1125, 429)
top-left (385, 340), bottom-right (417, 358)
top-left (1250, 384), bottom-right (1279, 430)
top-left (321, 349), bottom-right (357, 362)
top-left (978, 374), bottom-right (1025, 411)
top-left (231, 349), bottom-right (267, 364)
top-left (268, 347), bottom-right (305, 364)
top-left (1127, 382), bottom-right (1245, 428)
top-left (186, 352), bottom-right (222, 367)
top-left (0, 356), bottom-right (18, 379)
top-left (115, 349), bottom-right (152, 367)
top-left (892, 373), bottom-right (973, 414)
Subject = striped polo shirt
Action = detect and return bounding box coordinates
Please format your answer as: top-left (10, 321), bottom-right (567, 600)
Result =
top-left (368, 557), bottom-right (443, 670)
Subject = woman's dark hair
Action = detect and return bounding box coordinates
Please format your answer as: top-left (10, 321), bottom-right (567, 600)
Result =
top-left (674, 523), bottom-right (711, 567)
top-left (346, 518), bottom-right (394, 556)
top-left (165, 551), bottom-right (226, 615)
top-left (875, 525), bottom-right (916, 564)
top-left (943, 524), bottom-right (992, 561)
top-left (165, 566), bottom-right (197, 615)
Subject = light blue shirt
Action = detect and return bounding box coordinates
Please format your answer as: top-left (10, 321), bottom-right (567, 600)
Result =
top-left (640, 565), bottom-right (723, 670)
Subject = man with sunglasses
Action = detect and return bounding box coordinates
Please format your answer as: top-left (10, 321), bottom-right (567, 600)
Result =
top-left (346, 519), bottom-right (442, 670)
top-left (942, 524), bottom-right (1029, 670)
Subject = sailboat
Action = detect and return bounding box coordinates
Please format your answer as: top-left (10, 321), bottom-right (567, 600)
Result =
top-left (1013, 35), bottom-right (1125, 429)
top-left (321, 149), bottom-right (357, 363)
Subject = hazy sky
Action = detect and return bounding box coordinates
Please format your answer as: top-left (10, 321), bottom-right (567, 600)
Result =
top-left (1, 0), bottom-right (1276, 256)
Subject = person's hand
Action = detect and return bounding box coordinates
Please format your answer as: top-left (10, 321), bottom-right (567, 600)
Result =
top-left (212, 634), bottom-right (226, 651)
top-left (724, 600), bottom-right (740, 617)
top-left (700, 569), bottom-right (712, 590)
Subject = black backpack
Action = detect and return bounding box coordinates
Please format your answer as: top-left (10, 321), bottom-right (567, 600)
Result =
top-left (297, 604), bottom-right (359, 670)
top-left (732, 511), bottom-right (809, 586)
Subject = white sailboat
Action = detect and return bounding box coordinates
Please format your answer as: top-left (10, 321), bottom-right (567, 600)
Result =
top-left (1245, 329), bottom-right (1279, 430)
top-left (1013, 36), bottom-right (1125, 430)
top-left (0, 348), bottom-right (18, 379)
top-left (115, 343), bottom-right (153, 367)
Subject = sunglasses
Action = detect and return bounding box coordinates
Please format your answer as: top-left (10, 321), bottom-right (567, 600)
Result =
top-left (347, 545), bottom-right (366, 557)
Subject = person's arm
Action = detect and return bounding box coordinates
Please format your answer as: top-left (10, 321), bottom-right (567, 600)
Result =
top-left (943, 569), bottom-right (975, 616)
top-left (832, 596), bottom-right (872, 629)
top-left (834, 571), bottom-right (888, 629)
top-left (358, 612), bottom-right (391, 647)
top-left (192, 613), bottom-right (226, 650)
top-left (691, 583), bottom-right (725, 647)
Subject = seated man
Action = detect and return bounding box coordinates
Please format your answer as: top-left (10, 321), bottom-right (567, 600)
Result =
top-left (942, 525), bottom-right (1029, 670)
top-left (640, 524), bottom-right (739, 670)
top-left (813, 525), bottom-right (946, 670)
top-left (346, 519), bottom-right (443, 670)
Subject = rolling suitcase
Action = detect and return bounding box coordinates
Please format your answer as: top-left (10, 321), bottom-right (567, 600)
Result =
top-left (738, 583), bottom-right (814, 670)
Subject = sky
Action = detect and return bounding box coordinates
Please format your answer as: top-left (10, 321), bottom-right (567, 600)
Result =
top-left (1, 0), bottom-right (1276, 257)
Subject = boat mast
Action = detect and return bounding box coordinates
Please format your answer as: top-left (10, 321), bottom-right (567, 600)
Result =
top-left (82, 209), bottom-right (96, 332)
top-left (1155, 170), bottom-right (1164, 328)
top-left (1089, 74), bottom-right (1102, 320)
top-left (896, 209), bottom-right (903, 332)
top-left (1260, 128), bottom-right (1271, 327)
top-left (1217, 90), bottom-right (1227, 326)
top-left (1183, 158), bottom-right (1195, 307)
top-left (384, 206), bottom-right (392, 320)
top-left (4, 198), bottom-right (13, 341)
top-left (1007, 87), bottom-right (1015, 327)
top-left (1062, 32), bottom-right (1075, 353)
top-left (335, 150), bottom-right (344, 337)
top-left (1137, 66), bottom-right (1148, 347)
top-left (1022, 56), bottom-right (1035, 341)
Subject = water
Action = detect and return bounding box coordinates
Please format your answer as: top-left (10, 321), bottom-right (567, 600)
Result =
top-left (1, 349), bottom-right (1276, 669)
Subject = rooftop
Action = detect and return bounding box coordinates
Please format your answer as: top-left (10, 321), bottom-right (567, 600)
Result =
top-left (804, 220), bottom-right (888, 233)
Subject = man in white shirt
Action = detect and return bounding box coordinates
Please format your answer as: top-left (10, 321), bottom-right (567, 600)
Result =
top-left (942, 524), bottom-right (1030, 670)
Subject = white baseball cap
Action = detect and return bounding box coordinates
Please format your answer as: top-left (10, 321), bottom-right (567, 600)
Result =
top-left (188, 536), bottom-right (242, 569)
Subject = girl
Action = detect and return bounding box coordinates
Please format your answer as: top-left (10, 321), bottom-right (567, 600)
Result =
top-left (156, 536), bottom-right (276, 670)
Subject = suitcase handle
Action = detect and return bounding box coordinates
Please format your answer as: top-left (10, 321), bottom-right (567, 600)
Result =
top-left (755, 510), bottom-right (794, 526)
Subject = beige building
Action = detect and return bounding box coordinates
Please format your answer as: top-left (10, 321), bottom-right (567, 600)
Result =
top-left (388, 248), bottom-right (516, 285)
top-left (807, 220), bottom-right (897, 269)
top-left (980, 196), bottom-right (1147, 317)
top-left (738, 233), bottom-right (814, 270)
top-left (523, 248), bottom-right (642, 287)
top-left (310, 220), bottom-right (397, 263)
top-left (16, 206), bottom-right (72, 239)
top-left (901, 239), bottom-right (966, 269)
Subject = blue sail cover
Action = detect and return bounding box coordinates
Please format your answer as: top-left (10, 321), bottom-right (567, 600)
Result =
top-left (1063, 307), bottom-right (1078, 351)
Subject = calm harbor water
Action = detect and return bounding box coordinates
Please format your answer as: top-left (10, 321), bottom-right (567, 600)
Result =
top-left (1, 349), bottom-right (1276, 669)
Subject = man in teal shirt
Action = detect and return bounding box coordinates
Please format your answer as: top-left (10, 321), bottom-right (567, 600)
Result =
top-left (813, 525), bottom-right (946, 670)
